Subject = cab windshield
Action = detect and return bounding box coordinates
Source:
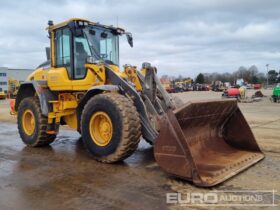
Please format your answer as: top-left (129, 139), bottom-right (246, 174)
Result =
top-left (83, 26), bottom-right (119, 65)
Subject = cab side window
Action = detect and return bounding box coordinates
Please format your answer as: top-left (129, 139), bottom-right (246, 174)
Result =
top-left (55, 28), bottom-right (71, 78)
top-left (73, 34), bottom-right (90, 79)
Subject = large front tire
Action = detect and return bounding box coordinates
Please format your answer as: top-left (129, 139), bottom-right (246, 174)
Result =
top-left (81, 93), bottom-right (141, 163)
top-left (17, 97), bottom-right (56, 147)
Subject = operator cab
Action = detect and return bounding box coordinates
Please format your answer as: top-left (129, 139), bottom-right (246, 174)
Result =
top-left (47, 18), bottom-right (133, 80)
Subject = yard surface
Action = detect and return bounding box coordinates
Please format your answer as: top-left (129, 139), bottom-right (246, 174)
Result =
top-left (0, 89), bottom-right (279, 209)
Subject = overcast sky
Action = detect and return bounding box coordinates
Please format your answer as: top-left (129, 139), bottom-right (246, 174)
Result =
top-left (0, 0), bottom-right (279, 77)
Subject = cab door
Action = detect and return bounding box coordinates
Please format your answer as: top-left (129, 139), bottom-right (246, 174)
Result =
top-left (48, 26), bottom-right (97, 91)
top-left (71, 32), bottom-right (96, 90)
top-left (47, 27), bottom-right (72, 90)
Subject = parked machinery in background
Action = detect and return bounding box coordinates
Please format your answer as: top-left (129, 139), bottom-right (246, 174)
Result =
top-left (174, 79), bottom-right (193, 92)
top-left (222, 86), bottom-right (246, 101)
top-left (174, 81), bottom-right (185, 92)
top-left (201, 84), bottom-right (210, 91)
top-left (212, 80), bottom-right (225, 92)
top-left (271, 83), bottom-right (280, 103)
top-left (8, 77), bottom-right (20, 98)
top-left (0, 87), bottom-right (6, 100)
top-left (160, 78), bottom-right (174, 93)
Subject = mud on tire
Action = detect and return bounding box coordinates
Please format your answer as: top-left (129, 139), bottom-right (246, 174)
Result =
top-left (18, 97), bottom-right (56, 147)
top-left (81, 93), bottom-right (142, 163)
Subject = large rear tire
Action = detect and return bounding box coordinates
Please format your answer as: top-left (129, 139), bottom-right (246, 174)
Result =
top-left (17, 97), bottom-right (56, 147)
top-left (81, 93), bottom-right (141, 163)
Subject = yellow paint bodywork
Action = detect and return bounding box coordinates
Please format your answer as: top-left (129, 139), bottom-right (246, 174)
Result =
top-left (48, 93), bottom-right (78, 129)
top-left (47, 18), bottom-right (125, 35)
top-left (21, 18), bottom-right (145, 132)
top-left (51, 31), bottom-right (55, 67)
top-left (0, 91), bottom-right (6, 99)
top-left (27, 68), bottom-right (48, 81)
top-left (84, 64), bottom-right (106, 84)
top-left (140, 68), bottom-right (146, 76)
top-left (47, 67), bottom-right (72, 90)
top-left (47, 64), bottom-right (106, 91)
top-left (108, 65), bottom-right (120, 73)
top-left (123, 66), bottom-right (142, 91)
top-left (26, 63), bottom-right (144, 131)
top-left (63, 113), bottom-right (78, 129)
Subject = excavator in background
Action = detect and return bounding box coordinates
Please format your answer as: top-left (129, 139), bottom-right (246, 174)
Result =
top-left (10, 18), bottom-right (264, 187)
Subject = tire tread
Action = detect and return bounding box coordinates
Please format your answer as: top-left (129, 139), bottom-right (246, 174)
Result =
top-left (81, 93), bottom-right (141, 163)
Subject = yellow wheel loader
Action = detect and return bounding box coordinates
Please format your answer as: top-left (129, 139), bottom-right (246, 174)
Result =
top-left (11, 18), bottom-right (264, 186)
top-left (0, 88), bottom-right (6, 100)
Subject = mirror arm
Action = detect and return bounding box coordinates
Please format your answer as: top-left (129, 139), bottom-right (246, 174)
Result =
top-left (125, 32), bottom-right (133, 48)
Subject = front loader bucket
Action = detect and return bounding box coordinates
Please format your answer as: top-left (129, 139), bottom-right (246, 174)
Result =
top-left (154, 99), bottom-right (264, 187)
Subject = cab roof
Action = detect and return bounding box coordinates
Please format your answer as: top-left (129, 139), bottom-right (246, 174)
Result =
top-left (47, 18), bottom-right (125, 34)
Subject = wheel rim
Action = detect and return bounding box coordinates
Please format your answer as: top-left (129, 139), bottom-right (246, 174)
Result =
top-left (22, 109), bottom-right (35, 136)
top-left (89, 111), bottom-right (113, 146)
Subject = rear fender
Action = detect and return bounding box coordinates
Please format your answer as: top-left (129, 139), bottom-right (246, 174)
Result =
top-left (15, 81), bottom-right (57, 116)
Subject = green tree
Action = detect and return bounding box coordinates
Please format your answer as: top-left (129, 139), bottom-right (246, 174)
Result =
top-left (195, 73), bottom-right (205, 84)
top-left (268, 70), bottom-right (278, 84)
top-left (248, 65), bottom-right (258, 83)
top-left (251, 75), bottom-right (259, 84)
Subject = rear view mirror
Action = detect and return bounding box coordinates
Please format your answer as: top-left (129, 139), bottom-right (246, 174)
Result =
top-left (126, 32), bottom-right (133, 47)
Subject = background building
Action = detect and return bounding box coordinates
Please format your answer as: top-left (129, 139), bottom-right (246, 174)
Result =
top-left (0, 67), bottom-right (33, 93)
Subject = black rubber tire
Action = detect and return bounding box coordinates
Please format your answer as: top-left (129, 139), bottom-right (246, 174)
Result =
top-left (81, 93), bottom-right (141, 163)
top-left (17, 97), bottom-right (56, 147)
